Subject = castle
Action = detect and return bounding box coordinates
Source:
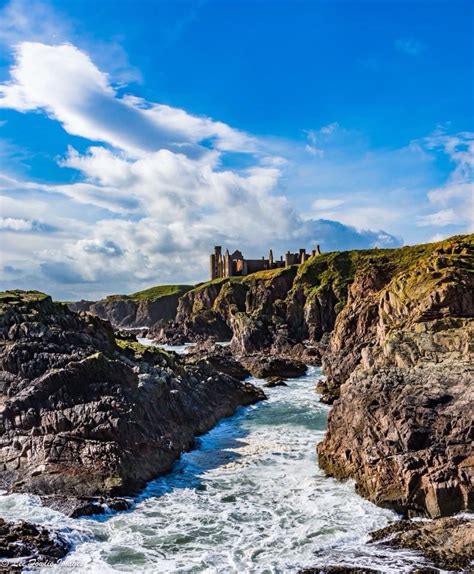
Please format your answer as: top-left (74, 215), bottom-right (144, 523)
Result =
top-left (210, 245), bottom-right (321, 280)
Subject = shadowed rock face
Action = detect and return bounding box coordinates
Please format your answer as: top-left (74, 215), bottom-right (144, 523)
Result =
top-left (68, 290), bottom-right (187, 329)
top-left (0, 291), bottom-right (264, 500)
top-left (318, 236), bottom-right (474, 518)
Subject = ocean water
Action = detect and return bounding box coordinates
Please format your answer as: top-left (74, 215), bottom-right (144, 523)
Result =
top-left (0, 365), bottom-right (434, 573)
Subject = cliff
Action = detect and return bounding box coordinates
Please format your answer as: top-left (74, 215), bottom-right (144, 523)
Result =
top-left (152, 235), bottom-right (474, 520)
top-left (65, 236), bottom-right (473, 521)
top-left (317, 235), bottom-right (473, 518)
top-left (68, 284), bottom-right (192, 328)
top-left (0, 290), bottom-right (263, 505)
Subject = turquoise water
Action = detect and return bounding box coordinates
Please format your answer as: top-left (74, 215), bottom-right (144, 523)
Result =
top-left (0, 366), bottom-right (431, 573)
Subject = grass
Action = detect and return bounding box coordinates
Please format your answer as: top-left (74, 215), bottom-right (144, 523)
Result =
top-left (188, 276), bottom-right (243, 295)
top-left (0, 290), bottom-right (50, 302)
top-left (115, 337), bottom-right (174, 363)
top-left (128, 284), bottom-right (192, 302)
top-left (242, 265), bottom-right (296, 283)
top-left (101, 284), bottom-right (193, 302)
top-left (294, 234), bottom-right (474, 306)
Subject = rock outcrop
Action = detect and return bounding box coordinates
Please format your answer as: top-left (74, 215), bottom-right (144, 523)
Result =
top-left (370, 517), bottom-right (474, 571)
top-left (0, 518), bottom-right (70, 567)
top-left (67, 284), bottom-right (192, 329)
top-left (0, 290), bottom-right (264, 503)
top-left (318, 235), bottom-right (474, 518)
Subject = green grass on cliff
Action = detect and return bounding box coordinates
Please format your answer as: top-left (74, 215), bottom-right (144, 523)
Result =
top-left (295, 234), bottom-right (474, 308)
top-left (128, 284), bottom-right (192, 302)
top-left (242, 265), bottom-right (296, 283)
top-left (0, 289), bottom-right (50, 302)
top-left (189, 265), bottom-right (295, 295)
top-left (103, 284), bottom-right (193, 302)
top-left (189, 276), bottom-right (244, 295)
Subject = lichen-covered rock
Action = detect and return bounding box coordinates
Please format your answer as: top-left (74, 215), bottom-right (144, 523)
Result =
top-left (0, 290), bottom-right (264, 504)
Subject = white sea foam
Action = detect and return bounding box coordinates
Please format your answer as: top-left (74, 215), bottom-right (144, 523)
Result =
top-left (2, 367), bottom-right (437, 573)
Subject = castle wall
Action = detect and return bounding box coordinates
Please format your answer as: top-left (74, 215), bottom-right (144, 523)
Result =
top-left (209, 246), bottom-right (320, 279)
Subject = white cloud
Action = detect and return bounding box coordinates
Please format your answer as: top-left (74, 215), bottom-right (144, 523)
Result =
top-left (311, 198), bottom-right (345, 210)
top-left (0, 42), bottom-right (255, 157)
top-left (418, 132), bottom-right (473, 231)
top-left (0, 0), bottom-right (141, 84)
top-left (0, 216), bottom-right (32, 231)
top-left (2, 39), bottom-right (455, 300)
top-left (417, 209), bottom-right (459, 227)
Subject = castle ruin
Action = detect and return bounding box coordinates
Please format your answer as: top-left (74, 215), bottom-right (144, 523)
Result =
top-left (210, 245), bottom-right (321, 280)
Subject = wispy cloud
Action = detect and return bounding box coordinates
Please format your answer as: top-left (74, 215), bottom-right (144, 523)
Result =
top-left (417, 130), bottom-right (474, 231)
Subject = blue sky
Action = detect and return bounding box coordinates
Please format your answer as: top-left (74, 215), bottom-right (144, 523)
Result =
top-left (0, 0), bottom-right (472, 299)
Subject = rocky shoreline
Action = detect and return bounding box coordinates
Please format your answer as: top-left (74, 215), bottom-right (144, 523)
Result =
top-left (0, 291), bottom-right (264, 506)
top-left (1, 234), bottom-right (473, 571)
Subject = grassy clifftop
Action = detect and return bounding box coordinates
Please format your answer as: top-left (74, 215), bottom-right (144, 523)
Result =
top-left (128, 284), bottom-right (192, 302)
top-left (293, 234), bottom-right (473, 306)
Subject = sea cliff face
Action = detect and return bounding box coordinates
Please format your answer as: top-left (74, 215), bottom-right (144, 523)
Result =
top-left (148, 236), bottom-right (474, 519)
top-left (0, 291), bottom-right (263, 504)
top-left (67, 284), bottom-right (192, 328)
top-left (10, 236), bottom-right (474, 524)
top-left (317, 236), bottom-right (474, 518)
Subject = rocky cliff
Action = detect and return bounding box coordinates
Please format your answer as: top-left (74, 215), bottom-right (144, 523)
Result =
top-left (68, 284), bottom-right (192, 328)
top-left (51, 235), bottom-right (474, 523)
top-left (317, 235), bottom-right (473, 518)
top-left (152, 236), bottom-right (474, 520)
top-left (0, 290), bottom-right (263, 503)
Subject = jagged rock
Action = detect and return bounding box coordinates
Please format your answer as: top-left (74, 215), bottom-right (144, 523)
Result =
top-left (184, 344), bottom-right (250, 380)
top-left (263, 377), bottom-right (288, 388)
top-left (67, 285), bottom-right (192, 329)
top-left (0, 290), bottom-right (265, 505)
top-left (0, 518), bottom-right (70, 565)
top-left (369, 517), bottom-right (474, 571)
top-left (240, 354), bottom-right (307, 379)
top-left (318, 236), bottom-right (474, 518)
top-left (318, 364), bottom-right (474, 517)
top-left (41, 495), bottom-right (132, 518)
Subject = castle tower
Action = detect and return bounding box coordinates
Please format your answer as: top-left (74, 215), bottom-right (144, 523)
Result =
top-left (269, 249), bottom-right (274, 268)
top-left (210, 253), bottom-right (217, 279)
top-left (224, 248), bottom-right (232, 278)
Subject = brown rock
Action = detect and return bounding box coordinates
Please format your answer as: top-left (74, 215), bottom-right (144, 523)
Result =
top-left (369, 517), bottom-right (474, 571)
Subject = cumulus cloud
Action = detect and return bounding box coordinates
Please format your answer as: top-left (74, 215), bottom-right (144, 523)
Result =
top-left (0, 40), bottom-right (401, 299)
top-left (0, 0), bottom-right (141, 83)
top-left (0, 214), bottom-right (56, 233)
top-left (0, 216), bottom-right (33, 231)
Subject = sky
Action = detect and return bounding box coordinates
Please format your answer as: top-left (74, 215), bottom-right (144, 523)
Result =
top-left (0, 0), bottom-right (472, 300)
